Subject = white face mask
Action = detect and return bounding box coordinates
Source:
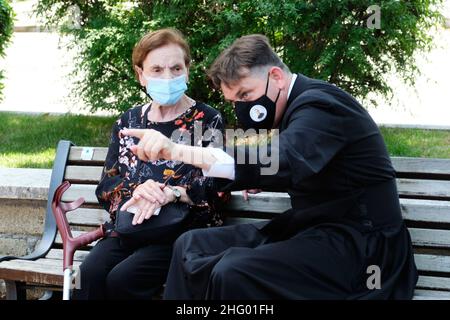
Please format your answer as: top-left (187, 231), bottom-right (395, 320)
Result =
top-left (143, 74), bottom-right (188, 106)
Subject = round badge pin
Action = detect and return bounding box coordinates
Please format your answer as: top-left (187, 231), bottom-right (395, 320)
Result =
top-left (249, 105), bottom-right (267, 122)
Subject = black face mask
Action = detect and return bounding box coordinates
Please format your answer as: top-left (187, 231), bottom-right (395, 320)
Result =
top-left (234, 73), bottom-right (281, 130)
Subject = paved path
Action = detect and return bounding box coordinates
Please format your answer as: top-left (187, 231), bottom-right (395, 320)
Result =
top-left (366, 26), bottom-right (450, 128)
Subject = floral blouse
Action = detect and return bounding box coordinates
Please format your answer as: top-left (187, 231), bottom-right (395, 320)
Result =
top-left (95, 101), bottom-right (226, 229)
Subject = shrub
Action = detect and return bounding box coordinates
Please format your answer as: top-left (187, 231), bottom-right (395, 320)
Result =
top-left (0, 0), bottom-right (14, 101)
top-left (36, 0), bottom-right (444, 124)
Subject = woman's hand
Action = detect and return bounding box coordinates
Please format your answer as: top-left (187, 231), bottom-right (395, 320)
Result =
top-left (124, 197), bottom-right (163, 225)
top-left (121, 128), bottom-right (176, 162)
top-left (132, 179), bottom-right (168, 205)
top-left (121, 179), bottom-right (176, 225)
top-left (120, 128), bottom-right (217, 172)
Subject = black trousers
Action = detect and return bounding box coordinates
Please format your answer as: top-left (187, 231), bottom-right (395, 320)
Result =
top-left (72, 236), bottom-right (172, 300)
top-left (163, 221), bottom-right (417, 300)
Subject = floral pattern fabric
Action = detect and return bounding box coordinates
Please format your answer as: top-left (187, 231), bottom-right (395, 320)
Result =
top-left (95, 101), bottom-right (226, 229)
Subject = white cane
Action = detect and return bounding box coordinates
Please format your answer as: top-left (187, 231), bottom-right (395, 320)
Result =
top-left (63, 268), bottom-right (74, 300)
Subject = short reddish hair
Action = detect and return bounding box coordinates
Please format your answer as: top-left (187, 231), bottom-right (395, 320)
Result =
top-left (132, 28), bottom-right (191, 79)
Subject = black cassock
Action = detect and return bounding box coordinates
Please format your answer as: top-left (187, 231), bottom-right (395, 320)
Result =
top-left (163, 74), bottom-right (418, 300)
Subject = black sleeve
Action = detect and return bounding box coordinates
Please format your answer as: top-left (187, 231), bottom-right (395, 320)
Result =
top-left (222, 105), bottom-right (347, 191)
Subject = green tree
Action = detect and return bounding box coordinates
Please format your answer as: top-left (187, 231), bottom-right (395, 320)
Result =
top-left (36, 0), bottom-right (444, 124)
top-left (0, 0), bottom-right (14, 101)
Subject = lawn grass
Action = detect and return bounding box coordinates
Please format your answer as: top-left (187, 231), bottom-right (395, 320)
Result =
top-left (0, 112), bottom-right (448, 169)
top-left (380, 127), bottom-right (450, 159)
top-left (0, 112), bottom-right (116, 168)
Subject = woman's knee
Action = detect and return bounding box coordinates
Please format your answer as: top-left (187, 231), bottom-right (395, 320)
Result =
top-left (105, 266), bottom-right (129, 297)
top-left (78, 257), bottom-right (108, 285)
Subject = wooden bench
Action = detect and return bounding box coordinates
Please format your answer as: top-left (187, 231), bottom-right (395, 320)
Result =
top-left (1, 140), bottom-right (450, 300)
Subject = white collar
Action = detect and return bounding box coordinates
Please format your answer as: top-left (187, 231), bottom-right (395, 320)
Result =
top-left (287, 74), bottom-right (298, 99)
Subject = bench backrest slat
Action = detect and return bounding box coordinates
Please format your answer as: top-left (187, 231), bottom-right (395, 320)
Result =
top-left (68, 147), bottom-right (108, 164)
top-left (397, 179), bottom-right (450, 200)
top-left (65, 166), bottom-right (103, 184)
top-left (392, 157), bottom-right (450, 177)
top-left (66, 208), bottom-right (110, 227)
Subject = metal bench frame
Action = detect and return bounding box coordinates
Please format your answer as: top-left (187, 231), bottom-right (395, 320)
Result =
top-left (0, 141), bottom-right (73, 299)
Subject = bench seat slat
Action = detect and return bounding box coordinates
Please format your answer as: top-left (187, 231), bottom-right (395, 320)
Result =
top-left (45, 249), bottom-right (90, 262)
top-left (0, 259), bottom-right (81, 286)
top-left (413, 289), bottom-right (450, 300)
top-left (397, 179), bottom-right (450, 199)
top-left (408, 228), bottom-right (450, 248)
top-left (400, 199), bottom-right (450, 224)
top-left (33, 258), bottom-right (82, 267)
top-left (417, 276), bottom-right (450, 291)
top-left (414, 254), bottom-right (450, 273)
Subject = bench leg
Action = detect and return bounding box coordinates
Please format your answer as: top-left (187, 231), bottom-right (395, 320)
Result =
top-left (5, 281), bottom-right (26, 300)
top-left (5, 280), bottom-right (17, 300)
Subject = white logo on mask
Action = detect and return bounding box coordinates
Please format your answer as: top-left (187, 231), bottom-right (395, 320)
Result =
top-left (249, 105), bottom-right (267, 122)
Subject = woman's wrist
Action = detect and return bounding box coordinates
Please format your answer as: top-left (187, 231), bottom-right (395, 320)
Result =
top-left (163, 185), bottom-right (193, 205)
top-left (163, 186), bottom-right (176, 203)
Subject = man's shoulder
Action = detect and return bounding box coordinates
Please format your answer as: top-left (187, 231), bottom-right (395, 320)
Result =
top-left (292, 73), bottom-right (357, 105)
top-left (282, 80), bottom-right (370, 130)
top-left (288, 74), bottom-right (365, 117)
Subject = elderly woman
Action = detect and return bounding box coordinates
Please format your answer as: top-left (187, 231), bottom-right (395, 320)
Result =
top-left (72, 28), bottom-right (224, 300)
